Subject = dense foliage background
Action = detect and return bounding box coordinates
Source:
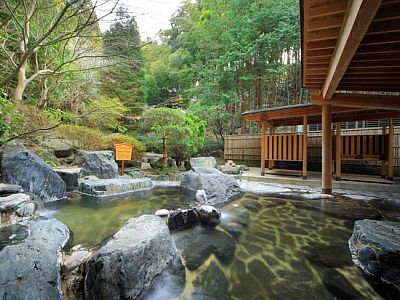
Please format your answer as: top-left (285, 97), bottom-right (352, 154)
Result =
top-left (0, 0), bottom-right (302, 162)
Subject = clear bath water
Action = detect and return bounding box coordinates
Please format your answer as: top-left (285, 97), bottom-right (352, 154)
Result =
top-left (50, 188), bottom-right (390, 299)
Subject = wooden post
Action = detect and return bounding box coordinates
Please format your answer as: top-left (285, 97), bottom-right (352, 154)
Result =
top-left (121, 160), bottom-right (125, 176)
top-left (381, 126), bottom-right (387, 179)
top-left (322, 104), bottom-right (332, 194)
top-left (269, 127), bottom-right (275, 170)
top-left (387, 123), bottom-right (394, 181)
top-left (260, 122), bottom-right (266, 176)
top-left (335, 123), bottom-right (341, 181)
top-left (302, 116), bottom-right (307, 180)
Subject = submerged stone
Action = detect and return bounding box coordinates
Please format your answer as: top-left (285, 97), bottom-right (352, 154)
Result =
top-left (309, 198), bottom-right (381, 220)
top-left (348, 219), bottom-right (400, 291)
top-left (174, 227), bottom-right (236, 270)
top-left (322, 269), bottom-right (365, 300)
top-left (192, 262), bottom-right (229, 300)
top-left (307, 245), bottom-right (352, 268)
top-left (242, 198), bottom-right (262, 212)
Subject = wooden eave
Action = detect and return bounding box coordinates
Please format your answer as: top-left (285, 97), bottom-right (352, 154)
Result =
top-left (302, 0), bottom-right (400, 97)
top-left (242, 103), bottom-right (400, 127)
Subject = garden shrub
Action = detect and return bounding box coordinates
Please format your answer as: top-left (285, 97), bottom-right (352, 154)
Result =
top-left (57, 125), bottom-right (105, 150)
top-left (0, 94), bottom-right (21, 145)
top-left (80, 97), bottom-right (128, 131)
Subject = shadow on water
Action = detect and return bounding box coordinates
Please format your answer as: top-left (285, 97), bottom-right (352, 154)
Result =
top-left (48, 188), bottom-right (398, 300)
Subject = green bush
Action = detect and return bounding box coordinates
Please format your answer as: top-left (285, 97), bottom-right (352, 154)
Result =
top-left (103, 134), bottom-right (145, 159)
top-left (0, 94), bottom-right (21, 145)
top-left (81, 97), bottom-right (128, 131)
top-left (201, 138), bottom-right (223, 154)
top-left (57, 125), bottom-right (105, 150)
top-left (151, 167), bottom-right (178, 175)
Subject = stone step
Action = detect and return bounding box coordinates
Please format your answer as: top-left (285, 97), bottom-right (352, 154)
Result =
top-left (79, 178), bottom-right (153, 198)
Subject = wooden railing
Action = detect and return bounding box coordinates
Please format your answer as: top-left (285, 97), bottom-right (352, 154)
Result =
top-left (336, 134), bottom-right (387, 161)
top-left (224, 126), bottom-right (397, 180)
top-left (265, 134), bottom-right (304, 161)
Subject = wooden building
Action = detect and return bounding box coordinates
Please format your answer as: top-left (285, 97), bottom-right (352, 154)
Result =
top-left (244, 0), bottom-right (400, 194)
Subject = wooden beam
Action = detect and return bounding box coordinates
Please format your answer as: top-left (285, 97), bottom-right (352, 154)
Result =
top-left (260, 122), bottom-right (266, 176)
top-left (322, 0), bottom-right (382, 100)
top-left (302, 116), bottom-right (308, 180)
top-left (322, 104), bottom-right (333, 194)
top-left (336, 123), bottom-right (342, 181)
top-left (381, 126), bottom-right (387, 178)
top-left (269, 128), bottom-right (275, 170)
top-left (387, 123), bottom-right (394, 180)
top-left (308, 1), bottom-right (347, 18)
top-left (312, 93), bottom-right (400, 110)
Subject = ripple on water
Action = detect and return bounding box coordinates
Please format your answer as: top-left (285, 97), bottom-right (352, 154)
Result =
top-left (50, 189), bottom-right (389, 299)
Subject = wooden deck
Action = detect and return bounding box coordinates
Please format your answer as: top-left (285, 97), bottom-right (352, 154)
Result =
top-left (242, 167), bottom-right (400, 192)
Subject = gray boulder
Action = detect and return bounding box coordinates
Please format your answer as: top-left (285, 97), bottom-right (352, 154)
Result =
top-left (197, 205), bottom-right (221, 226)
top-left (42, 139), bottom-right (73, 158)
top-left (0, 140), bottom-right (25, 156)
top-left (79, 178), bottom-right (153, 198)
top-left (85, 215), bottom-right (177, 299)
top-left (349, 219), bottom-right (400, 291)
top-left (190, 157), bottom-right (217, 169)
top-left (143, 153), bottom-right (176, 169)
top-left (180, 167), bottom-right (243, 206)
top-left (1, 150), bottom-right (66, 204)
top-left (167, 208), bottom-right (200, 230)
top-left (0, 183), bottom-right (23, 195)
top-left (0, 218), bottom-right (71, 299)
top-left (219, 165), bottom-right (241, 175)
top-left (73, 151), bottom-right (118, 179)
top-left (54, 167), bottom-right (81, 192)
top-left (0, 193), bottom-right (37, 225)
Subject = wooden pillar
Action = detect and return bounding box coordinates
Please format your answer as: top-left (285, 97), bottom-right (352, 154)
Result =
top-left (269, 127), bottom-right (275, 170)
top-left (260, 122), bottom-right (266, 176)
top-left (381, 126), bottom-right (387, 178)
top-left (302, 116), bottom-right (308, 180)
top-left (387, 124), bottom-right (394, 181)
top-left (322, 104), bottom-right (332, 194)
top-left (335, 123), bottom-right (341, 181)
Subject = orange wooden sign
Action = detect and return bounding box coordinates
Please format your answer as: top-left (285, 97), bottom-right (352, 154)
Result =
top-left (115, 143), bottom-right (133, 161)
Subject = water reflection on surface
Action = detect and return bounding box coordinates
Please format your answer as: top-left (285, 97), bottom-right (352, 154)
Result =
top-left (52, 189), bottom-right (387, 299)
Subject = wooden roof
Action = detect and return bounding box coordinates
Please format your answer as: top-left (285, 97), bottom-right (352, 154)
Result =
top-left (243, 103), bottom-right (400, 127)
top-left (302, 0), bottom-right (400, 98)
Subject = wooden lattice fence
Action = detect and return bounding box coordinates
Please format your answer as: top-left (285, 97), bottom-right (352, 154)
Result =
top-left (224, 127), bottom-right (400, 167)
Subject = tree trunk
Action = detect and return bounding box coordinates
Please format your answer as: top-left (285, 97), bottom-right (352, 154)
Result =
top-left (38, 77), bottom-right (48, 109)
top-left (162, 136), bottom-right (168, 169)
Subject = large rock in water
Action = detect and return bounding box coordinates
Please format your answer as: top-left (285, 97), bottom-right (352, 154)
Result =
top-left (1, 150), bottom-right (66, 203)
top-left (180, 167), bottom-right (243, 206)
top-left (348, 219), bottom-right (400, 291)
top-left (0, 218), bottom-right (71, 299)
top-left (72, 150), bottom-right (118, 179)
top-left (85, 215), bottom-right (177, 299)
top-left (190, 157), bottom-right (217, 169)
top-left (79, 177), bottom-right (153, 198)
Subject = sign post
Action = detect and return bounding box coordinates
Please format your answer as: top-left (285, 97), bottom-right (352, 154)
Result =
top-left (114, 143), bottom-right (133, 176)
